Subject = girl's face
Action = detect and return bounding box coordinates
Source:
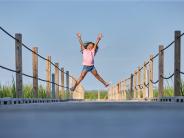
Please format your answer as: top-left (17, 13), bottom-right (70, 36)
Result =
top-left (87, 43), bottom-right (94, 50)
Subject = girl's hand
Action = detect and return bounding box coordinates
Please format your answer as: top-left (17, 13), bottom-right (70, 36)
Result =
top-left (97, 32), bottom-right (103, 40)
top-left (76, 32), bottom-right (81, 38)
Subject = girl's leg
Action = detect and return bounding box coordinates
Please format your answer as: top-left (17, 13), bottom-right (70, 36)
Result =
top-left (70, 70), bottom-right (88, 91)
top-left (91, 69), bottom-right (109, 87)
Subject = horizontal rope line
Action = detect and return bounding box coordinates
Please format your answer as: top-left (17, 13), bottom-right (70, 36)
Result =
top-left (144, 82), bottom-right (149, 88)
top-left (0, 64), bottom-right (68, 89)
top-left (150, 79), bottom-right (159, 84)
top-left (160, 73), bottom-right (174, 80)
top-left (0, 26), bottom-right (77, 81)
top-left (180, 71), bottom-right (184, 75)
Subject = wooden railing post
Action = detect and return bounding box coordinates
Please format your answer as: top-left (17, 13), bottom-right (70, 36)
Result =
top-left (61, 67), bottom-right (65, 99)
top-left (118, 82), bottom-right (121, 100)
top-left (32, 47), bottom-right (38, 98)
top-left (130, 74), bottom-right (133, 99)
top-left (108, 88), bottom-right (110, 100)
top-left (111, 87), bottom-right (113, 100)
top-left (137, 66), bottom-right (141, 99)
top-left (115, 85), bottom-right (118, 100)
top-left (116, 82), bottom-right (119, 100)
top-left (66, 71), bottom-right (70, 99)
top-left (124, 80), bottom-right (127, 100)
top-left (113, 85), bottom-right (115, 100)
top-left (143, 61), bottom-right (147, 99)
top-left (15, 33), bottom-right (23, 98)
top-left (52, 73), bottom-right (55, 98)
top-left (133, 70), bottom-right (137, 99)
top-left (120, 81), bottom-right (123, 100)
top-left (149, 54), bottom-right (153, 98)
top-left (55, 63), bottom-right (59, 99)
top-left (109, 87), bottom-right (111, 100)
top-left (46, 56), bottom-right (51, 98)
top-left (159, 45), bottom-right (164, 97)
top-left (174, 31), bottom-right (181, 96)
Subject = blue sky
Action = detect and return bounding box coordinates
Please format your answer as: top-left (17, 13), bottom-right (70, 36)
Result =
top-left (0, 0), bottom-right (184, 90)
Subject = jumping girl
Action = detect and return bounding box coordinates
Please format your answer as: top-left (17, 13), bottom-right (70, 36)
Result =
top-left (70, 32), bottom-right (110, 91)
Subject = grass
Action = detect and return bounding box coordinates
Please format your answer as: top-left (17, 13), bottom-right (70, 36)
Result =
top-left (153, 80), bottom-right (184, 97)
top-left (85, 90), bottom-right (108, 100)
top-left (0, 77), bottom-right (69, 99)
top-left (0, 78), bottom-right (183, 99)
top-left (153, 87), bottom-right (174, 97)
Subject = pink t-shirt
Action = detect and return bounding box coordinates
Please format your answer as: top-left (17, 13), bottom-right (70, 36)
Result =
top-left (82, 48), bottom-right (95, 66)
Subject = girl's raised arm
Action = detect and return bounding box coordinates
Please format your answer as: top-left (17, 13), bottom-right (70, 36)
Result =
top-left (94, 32), bottom-right (102, 50)
top-left (76, 32), bottom-right (85, 51)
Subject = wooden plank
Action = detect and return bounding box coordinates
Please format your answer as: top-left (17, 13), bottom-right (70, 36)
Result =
top-left (159, 45), bottom-right (164, 97)
top-left (32, 47), bottom-right (38, 98)
top-left (137, 66), bottom-right (141, 99)
top-left (143, 61), bottom-right (147, 99)
top-left (52, 73), bottom-right (55, 98)
top-left (55, 63), bottom-right (59, 99)
top-left (116, 82), bottom-right (120, 100)
top-left (124, 81), bottom-right (127, 100)
top-left (133, 70), bottom-right (137, 99)
top-left (130, 74), bottom-right (134, 99)
top-left (149, 54), bottom-right (154, 98)
top-left (121, 81), bottom-right (123, 100)
top-left (174, 31), bottom-right (181, 96)
top-left (66, 71), bottom-right (70, 99)
top-left (46, 56), bottom-right (51, 98)
top-left (15, 33), bottom-right (23, 98)
top-left (61, 67), bottom-right (65, 99)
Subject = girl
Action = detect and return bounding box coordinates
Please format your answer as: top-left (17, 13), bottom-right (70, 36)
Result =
top-left (70, 32), bottom-right (110, 91)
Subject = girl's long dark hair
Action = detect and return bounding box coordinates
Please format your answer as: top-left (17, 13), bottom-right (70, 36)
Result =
top-left (83, 41), bottom-right (99, 55)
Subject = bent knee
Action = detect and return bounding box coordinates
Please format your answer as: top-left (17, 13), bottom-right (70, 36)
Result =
top-left (81, 75), bottom-right (85, 79)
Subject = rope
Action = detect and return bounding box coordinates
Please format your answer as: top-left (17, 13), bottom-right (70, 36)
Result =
top-left (180, 71), bottom-right (184, 75)
top-left (146, 32), bottom-right (184, 63)
top-left (144, 61), bottom-right (149, 66)
top-left (161, 32), bottom-right (184, 52)
top-left (150, 79), bottom-right (159, 84)
top-left (151, 53), bottom-right (159, 60)
top-left (139, 66), bottom-right (143, 71)
top-left (144, 82), bottom-right (149, 88)
top-left (0, 65), bottom-right (20, 73)
top-left (160, 73), bottom-right (174, 80)
top-left (0, 26), bottom-right (77, 82)
top-left (137, 84), bottom-right (143, 89)
top-left (125, 77), bottom-right (131, 81)
top-left (0, 64), bottom-right (68, 89)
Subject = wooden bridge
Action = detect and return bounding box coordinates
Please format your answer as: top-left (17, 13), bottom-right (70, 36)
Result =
top-left (0, 27), bottom-right (184, 138)
top-left (0, 27), bottom-right (183, 103)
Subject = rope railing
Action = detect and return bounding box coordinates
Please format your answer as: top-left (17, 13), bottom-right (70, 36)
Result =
top-left (0, 64), bottom-right (69, 89)
top-left (180, 71), bottom-right (184, 75)
top-left (144, 82), bottom-right (149, 88)
top-left (160, 73), bottom-right (175, 80)
top-left (108, 30), bottom-right (183, 101)
top-left (0, 26), bottom-right (84, 100)
top-left (137, 84), bottom-right (143, 89)
top-left (150, 79), bottom-right (159, 85)
top-left (0, 26), bottom-right (77, 82)
top-left (137, 32), bottom-right (184, 71)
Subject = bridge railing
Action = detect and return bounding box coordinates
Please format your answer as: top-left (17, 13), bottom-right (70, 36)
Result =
top-left (108, 30), bottom-right (184, 101)
top-left (0, 26), bottom-right (84, 103)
